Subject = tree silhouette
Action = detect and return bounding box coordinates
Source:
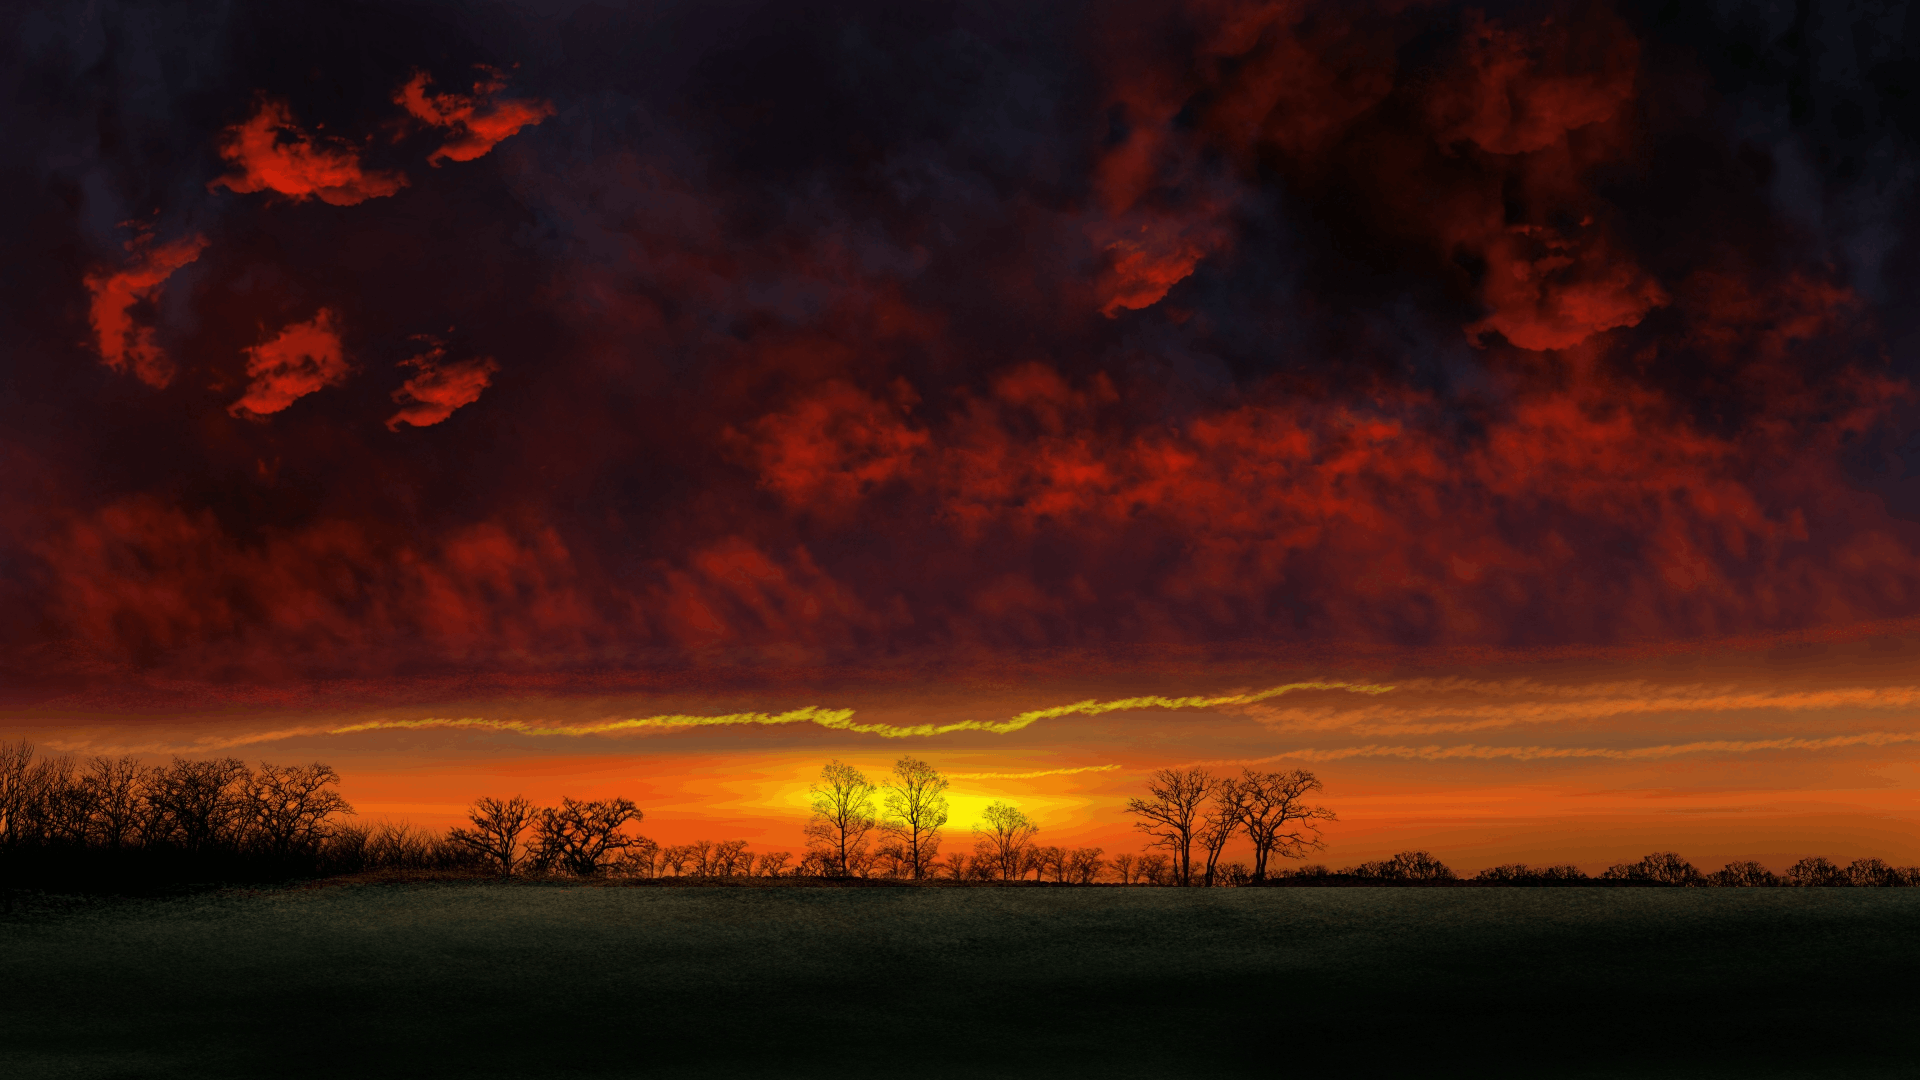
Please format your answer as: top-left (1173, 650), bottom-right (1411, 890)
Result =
top-left (1707, 861), bottom-right (1779, 887)
top-left (1234, 769), bottom-right (1334, 882)
top-left (533, 797), bottom-right (643, 876)
top-left (939, 851), bottom-right (970, 880)
top-left (1846, 858), bottom-right (1903, 887)
top-left (148, 757), bottom-right (250, 855)
top-left (243, 763), bottom-right (354, 860)
top-left (1067, 847), bottom-right (1105, 884)
top-left (805, 760), bottom-right (878, 876)
top-left (1125, 767), bottom-right (1213, 886)
top-left (973, 801), bottom-right (1038, 881)
top-left (879, 756), bottom-right (948, 880)
top-left (712, 840), bottom-right (752, 876)
top-left (449, 795), bottom-right (540, 877)
top-left (1197, 779), bottom-right (1244, 887)
top-left (1111, 852), bottom-right (1137, 884)
top-left (81, 756), bottom-right (150, 850)
top-left (1785, 856), bottom-right (1848, 886)
top-left (1601, 852), bottom-right (1701, 885)
top-left (1136, 853), bottom-right (1172, 885)
top-left (1351, 851), bottom-right (1455, 881)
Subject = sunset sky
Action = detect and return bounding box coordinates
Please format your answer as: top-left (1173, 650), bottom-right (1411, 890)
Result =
top-left (6, 0), bottom-right (1920, 871)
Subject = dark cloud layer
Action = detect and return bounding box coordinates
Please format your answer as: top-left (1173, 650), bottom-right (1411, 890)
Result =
top-left (7, 0), bottom-right (1920, 702)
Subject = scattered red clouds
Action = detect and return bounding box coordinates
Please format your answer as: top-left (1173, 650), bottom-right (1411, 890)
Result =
top-left (17, 2), bottom-right (1920, 693)
top-left (727, 380), bottom-right (929, 510)
top-left (228, 310), bottom-right (350, 420)
top-left (83, 233), bottom-right (208, 388)
top-left (395, 68), bottom-right (554, 165)
top-left (32, 500), bottom-right (596, 676)
top-left (387, 343), bottom-right (500, 430)
top-left (209, 98), bottom-right (407, 206)
top-left (1087, 2), bottom-right (1664, 350)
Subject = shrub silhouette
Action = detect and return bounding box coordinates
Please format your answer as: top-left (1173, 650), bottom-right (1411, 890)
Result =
top-left (1707, 861), bottom-right (1779, 887)
top-left (1601, 853), bottom-right (1702, 885)
top-left (1348, 851), bottom-right (1455, 881)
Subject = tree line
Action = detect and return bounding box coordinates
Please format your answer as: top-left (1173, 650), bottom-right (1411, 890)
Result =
top-left (5, 742), bottom-right (1916, 895)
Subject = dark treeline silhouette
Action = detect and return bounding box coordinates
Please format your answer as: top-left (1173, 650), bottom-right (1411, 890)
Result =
top-left (6, 743), bottom-right (1919, 896)
top-left (0, 740), bottom-right (373, 905)
top-left (1267, 850), bottom-right (1920, 887)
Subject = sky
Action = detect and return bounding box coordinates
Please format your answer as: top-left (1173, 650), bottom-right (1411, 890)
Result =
top-left (5, 0), bottom-right (1920, 871)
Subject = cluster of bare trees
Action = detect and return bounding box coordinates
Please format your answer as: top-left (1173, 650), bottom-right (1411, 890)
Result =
top-left (445, 795), bottom-right (650, 877)
top-left (1269, 851), bottom-right (1920, 886)
top-left (0, 742), bottom-right (360, 901)
top-left (1123, 766), bottom-right (1333, 886)
top-left (16, 739), bottom-right (1917, 893)
top-left (1595, 852), bottom-right (1920, 887)
top-left (800, 757), bottom-right (953, 878)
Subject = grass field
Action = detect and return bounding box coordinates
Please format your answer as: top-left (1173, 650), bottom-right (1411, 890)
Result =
top-left (3, 883), bottom-right (1917, 1078)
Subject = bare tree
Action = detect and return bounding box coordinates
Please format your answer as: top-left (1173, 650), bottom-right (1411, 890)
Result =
top-left (148, 757), bottom-right (250, 855)
top-left (1708, 861), bottom-right (1779, 887)
top-left (685, 839), bottom-right (716, 875)
top-left (756, 850), bottom-right (792, 877)
top-left (0, 741), bottom-right (33, 913)
top-left (617, 837), bottom-right (661, 878)
top-left (1111, 852), bottom-right (1137, 884)
top-left (533, 797), bottom-right (644, 876)
top-left (24, 755), bottom-right (88, 846)
top-left (81, 756), bottom-right (150, 850)
top-left (972, 801), bottom-right (1039, 881)
top-left (1601, 852), bottom-right (1701, 885)
top-left (880, 756), bottom-right (948, 880)
top-left (1845, 858), bottom-right (1903, 887)
top-left (1197, 779), bottom-right (1245, 887)
top-left (449, 795), bottom-right (540, 877)
top-left (713, 840), bottom-right (752, 877)
top-left (1031, 845), bottom-right (1067, 882)
top-left (243, 763), bottom-right (354, 859)
top-left (804, 760), bottom-right (878, 877)
top-left (874, 841), bottom-right (910, 878)
top-left (659, 844), bottom-right (692, 876)
top-left (1350, 851), bottom-right (1456, 881)
top-left (1136, 853), bottom-right (1172, 885)
top-left (939, 851), bottom-right (970, 881)
top-left (1125, 767), bottom-right (1213, 886)
top-left (1234, 768), bottom-right (1335, 882)
top-left (1068, 847), bottom-right (1105, 884)
top-left (1784, 856), bottom-right (1848, 886)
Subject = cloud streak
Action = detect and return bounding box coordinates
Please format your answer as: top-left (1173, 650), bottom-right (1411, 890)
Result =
top-left (1241, 683), bottom-right (1920, 736)
top-left (325, 682), bottom-right (1392, 741)
top-left (1251, 731), bottom-right (1920, 764)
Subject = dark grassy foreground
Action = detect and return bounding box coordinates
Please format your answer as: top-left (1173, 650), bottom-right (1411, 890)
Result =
top-left (3, 885), bottom-right (1917, 1079)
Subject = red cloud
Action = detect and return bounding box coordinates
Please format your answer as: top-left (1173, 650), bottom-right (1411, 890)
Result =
top-left (395, 69), bottom-right (554, 166)
top-left (83, 233), bottom-right (208, 388)
top-left (209, 99), bottom-right (407, 206)
top-left (726, 381), bottom-right (929, 510)
top-left (33, 499), bottom-right (598, 675)
top-left (229, 310), bottom-right (351, 420)
top-left (1088, 3), bottom-right (1662, 351)
top-left (387, 343), bottom-right (500, 429)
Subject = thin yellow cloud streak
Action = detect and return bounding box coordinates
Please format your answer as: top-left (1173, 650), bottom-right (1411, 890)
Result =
top-left (325, 681), bottom-right (1393, 741)
top-left (1243, 683), bottom-right (1920, 736)
top-left (1247, 730), bottom-right (1920, 764)
top-left (946, 764), bottom-right (1121, 780)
